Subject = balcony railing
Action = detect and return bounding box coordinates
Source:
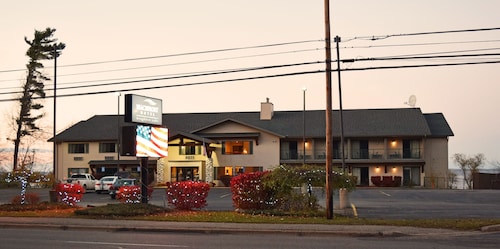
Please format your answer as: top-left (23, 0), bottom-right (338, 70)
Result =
top-left (280, 148), bottom-right (421, 160)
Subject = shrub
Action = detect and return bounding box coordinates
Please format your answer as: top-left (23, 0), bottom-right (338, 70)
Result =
top-left (10, 192), bottom-right (41, 205)
top-left (231, 166), bottom-right (331, 212)
top-left (74, 203), bottom-right (166, 216)
top-left (165, 181), bottom-right (210, 210)
top-left (117, 186), bottom-right (153, 203)
top-left (230, 171), bottom-right (273, 211)
top-left (54, 183), bottom-right (84, 206)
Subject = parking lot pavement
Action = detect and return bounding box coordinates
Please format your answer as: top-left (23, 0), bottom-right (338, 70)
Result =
top-left (2, 187), bottom-right (500, 219)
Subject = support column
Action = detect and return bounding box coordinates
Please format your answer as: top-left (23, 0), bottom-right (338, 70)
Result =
top-left (206, 158), bottom-right (214, 183)
top-left (140, 157), bottom-right (149, 204)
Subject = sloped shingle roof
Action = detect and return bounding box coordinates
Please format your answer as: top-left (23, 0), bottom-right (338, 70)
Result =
top-left (51, 108), bottom-right (453, 142)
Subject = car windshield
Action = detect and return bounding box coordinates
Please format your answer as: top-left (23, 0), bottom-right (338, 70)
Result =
top-left (119, 180), bottom-right (135, 185)
top-left (101, 177), bottom-right (115, 182)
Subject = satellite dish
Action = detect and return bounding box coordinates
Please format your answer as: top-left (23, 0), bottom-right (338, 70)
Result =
top-left (405, 95), bottom-right (417, 107)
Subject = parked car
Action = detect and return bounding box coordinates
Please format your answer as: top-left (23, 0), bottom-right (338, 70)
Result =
top-left (109, 178), bottom-right (137, 199)
top-left (62, 173), bottom-right (97, 191)
top-left (95, 176), bottom-right (119, 194)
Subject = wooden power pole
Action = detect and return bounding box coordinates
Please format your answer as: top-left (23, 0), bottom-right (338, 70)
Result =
top-left (324, 0), bottom-right (334, 219)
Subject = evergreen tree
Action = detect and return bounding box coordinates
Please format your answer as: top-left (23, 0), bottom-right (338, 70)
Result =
top-left (12, 28), bottom-right (65, 171)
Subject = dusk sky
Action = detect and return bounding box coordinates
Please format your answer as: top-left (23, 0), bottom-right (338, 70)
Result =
top-left (1, 1), bottom-right (499, 169)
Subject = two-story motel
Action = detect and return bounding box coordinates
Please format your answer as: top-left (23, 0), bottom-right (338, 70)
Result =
top-left (50, 100), bottom-right (454, 188)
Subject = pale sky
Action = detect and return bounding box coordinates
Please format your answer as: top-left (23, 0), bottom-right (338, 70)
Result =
top-left (1, 1), bottom-right (499, 169)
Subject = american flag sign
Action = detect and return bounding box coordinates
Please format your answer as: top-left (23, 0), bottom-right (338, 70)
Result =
top-left (136, 125), bottom-right (169, 157)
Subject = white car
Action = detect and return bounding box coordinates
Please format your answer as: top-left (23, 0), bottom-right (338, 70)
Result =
top-left (95, 176), bottom-right (119, 194)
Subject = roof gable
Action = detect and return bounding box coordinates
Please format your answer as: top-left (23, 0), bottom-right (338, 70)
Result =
top-left (191, 118), bottom-right (284, 137)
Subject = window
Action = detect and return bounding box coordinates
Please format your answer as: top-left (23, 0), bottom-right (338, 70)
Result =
top-left (222, 141), bottom-right (253, 155)
top-left (403, 140), bottom-right (420, 158)
top-left (67, 168), bottom-right (89, 177)
top-left (351, 140), bottom-right (369, 159)
top-left (99, 142), bottom-right (116, 153)
top-left (68, 143), bottom-right (89, 154)
top-left (179, 143), bottom-right (201, 155)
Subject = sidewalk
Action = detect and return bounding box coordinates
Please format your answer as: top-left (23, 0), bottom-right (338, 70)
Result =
top-left (1, 216), bottom-right (496, 237)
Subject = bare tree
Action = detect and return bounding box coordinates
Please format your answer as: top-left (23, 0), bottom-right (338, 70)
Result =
top-left (452, 153), bottom-right (486, 189)
top-left (447, 169), bottom-right (457, 189)
top-left (12, 28), bottom-right (65, 171)
top-left (492, 160), bottom-right (500, 173)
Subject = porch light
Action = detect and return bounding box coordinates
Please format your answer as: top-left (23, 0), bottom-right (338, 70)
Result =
top-left (391, 140), bottom-right (396, 146)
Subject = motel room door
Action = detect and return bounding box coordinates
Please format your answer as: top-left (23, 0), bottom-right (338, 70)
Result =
top-left (403, 167), bottom-right (421, 186)
top-left (353, 167), bottom-right (369, 186)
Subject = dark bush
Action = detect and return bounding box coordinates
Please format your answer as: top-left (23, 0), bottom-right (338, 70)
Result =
top-left (10, 192), bottom-right (41, 205)
top-left (74, 203), bottom-right (167, 216)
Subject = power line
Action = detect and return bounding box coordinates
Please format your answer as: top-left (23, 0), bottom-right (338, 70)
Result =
top-left (43, 48), bottom-right (321, 78)
top-left (0, 61), bottom-right (323, 95)
top-left (348, 53), bottom-right (500, 62)
top-left (0, 39), bottom-right (322, 74)
top-left (348, 27), bottom-right (500, 41)
top-left (342, 39), bottom-right (500, 50)
top-left (1, 51), bottom-right (498, 97)
top-left (0, 70), bottom-right (324, 102)
top-left (1, 58), bottom-right (499, 103)
top-left (342, 60), bottom-right (500, 72)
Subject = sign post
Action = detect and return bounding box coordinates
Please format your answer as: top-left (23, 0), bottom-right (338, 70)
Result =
top-left (124, 94), bottom-right (167, 204)
top-left (140, 157), bottom-right (149, 204)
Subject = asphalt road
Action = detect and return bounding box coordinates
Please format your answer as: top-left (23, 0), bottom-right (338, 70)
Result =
top-left (2, 187), bottom-right (500, 219)
top-left (1, 226), bottom-right (499, 249)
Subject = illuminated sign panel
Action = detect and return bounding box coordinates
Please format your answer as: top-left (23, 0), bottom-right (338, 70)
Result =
top-left (135, 125), bottom-right (168, 158)
top-left (124, 94), bottom-right (162, 126)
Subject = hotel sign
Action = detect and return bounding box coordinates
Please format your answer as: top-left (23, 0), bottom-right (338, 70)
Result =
top-left (124, 94), bottom-right (162, 126)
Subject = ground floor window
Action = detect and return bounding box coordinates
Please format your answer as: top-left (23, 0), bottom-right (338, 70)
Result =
top-left (96, 167), bottom-right (118, 176)
top-left (351, 165), bottom-right (422, 187)
top-left (214, 166), bottom-right (262, 179)
top-left (213, 166), bottom-right (263, 187)
top-left (171, 167), bottom-right (199, 182)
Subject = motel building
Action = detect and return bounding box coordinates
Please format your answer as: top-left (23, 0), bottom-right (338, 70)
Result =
top-left (50, 99), bottom-right (454, 188)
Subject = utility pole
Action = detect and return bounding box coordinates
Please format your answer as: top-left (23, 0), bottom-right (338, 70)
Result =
top-left (302, 87), bottom-right (307, 166)
top-left (335, 36), bottom-right (346, 173)
top-left (53, 46), bottom-right (58, 184)
top-left (116, 93), bottom-right (121, 171)
top-left (324, 0), bottom-right (334, 219)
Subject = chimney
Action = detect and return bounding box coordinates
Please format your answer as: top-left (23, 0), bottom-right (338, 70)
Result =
top-left (260, 98), bottom-right (274, 120)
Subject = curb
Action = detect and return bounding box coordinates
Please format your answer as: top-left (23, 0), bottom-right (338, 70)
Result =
top-left (481, 224), bottom-right (500, 232)
top-left (0, 221), bottom-right (406, 237)
top-left (0, 217), bottom-right (494, 237)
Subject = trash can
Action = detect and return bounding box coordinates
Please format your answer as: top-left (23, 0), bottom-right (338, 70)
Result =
top-left (339, 188), bottom-right (349, 209)
top-left (49, 190), bottom-right (59, 203)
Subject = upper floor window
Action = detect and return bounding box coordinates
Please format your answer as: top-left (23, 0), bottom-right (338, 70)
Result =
top-left (351, 140), bottom-right (369, 159)
top-left (403, 139), bottom-right (420, 158)
top-left (99, 142), bottom-right (116, 153)
top-left (180, 143), bottom-right (201, 155)
top-left (68, 143), bottom-right (89, 154)
top-left (222, 141), bottom-right (253, 155)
